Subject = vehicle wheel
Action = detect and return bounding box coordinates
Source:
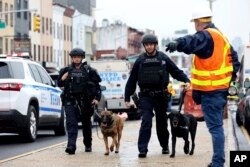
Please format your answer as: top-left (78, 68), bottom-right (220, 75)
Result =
top-left (54, 107), bottom-right (66, 136)
top-left (19, 105), bottom-right (38, 142)
top-left (236, 110), bottom-right (243, 126)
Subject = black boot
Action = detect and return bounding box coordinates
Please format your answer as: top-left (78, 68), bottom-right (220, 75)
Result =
top-left (138, 152), bottom-right (147, 158)
top-left (162, 146), bottom-right (169, 154)
top-left (207, 162), bottom-right (212, 167)
top-left (85, 147), bottom-right (92, 152)
top-left (65, 146), bottom-right (75, 155)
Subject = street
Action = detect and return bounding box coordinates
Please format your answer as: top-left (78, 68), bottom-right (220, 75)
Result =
top-left (0, 131), bottom-right (67, 160)
top-left (0, 110), bottom-right (237, 167)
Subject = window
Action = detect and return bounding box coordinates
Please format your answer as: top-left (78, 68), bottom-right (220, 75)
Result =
top-left (43, 46), bottom-right (45, 61)
top-left (50, 18), bottom-right (52, 35)
top-left (0, 37), bottom-right (2, 53)
top-left (50, 46), bottom-right (52, 62)
top-left (0, 1), bottom-right (2, 15)
top-left (9, 62), bottom-right (24, 79)
top-left (24, 0), bottom-right (28, 19)
top-left (28, 12), bottom-right (31, 30)
top-left (16, 32), bottom-right (21, 38)
top-left (5, 3), bottom-right (8, 26)
top-left (36, 65), bottom-right (52, 86)
top-left (46, 18), bottom-right (48, 32)
top-left (0, 62), bottom-right (10, 78)
top-left (0, 62), bottom-right (24, 79)
top-left (67, 25), bottom-right (69, 41)
top-left (46, 46), bottom-right (49, 61)
top-left (16, 0), bottom-right (21, 18)
top-left (70, 26), bottom-right (72, 41)
top-left (33, 44), bottom-right (36, 60)
top-left (5, 38), bottom-right (8, 52)
top-left (10, 5), bottom-right (13, 26)
top-left (42, 17), bottom-right (44, 34)
top-left (57, 23), bottom-right (59, 39)
top-left (38, 45), bottom-right (40, 61)
top-left (64, 24), bottom-right (66, 40)
top-left (28, 64), bottom-right (42, 83)
top-left (10, 39), bottom-right (13, 52)
top-left (53, 22), bottom-right (55, 37)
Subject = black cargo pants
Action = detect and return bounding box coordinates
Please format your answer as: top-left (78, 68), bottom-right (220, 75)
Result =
top-left (64, 100), bottom-right (94, 150)
top-left (138, 95), bottom-right (169, 153)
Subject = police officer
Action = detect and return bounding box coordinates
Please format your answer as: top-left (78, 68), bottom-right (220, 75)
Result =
top-left (165, 7), bottom-right (240, 167)
top-left (125, 34), bottom-right (191, 158)
top-left (57, 48), bottom-right (102, 155)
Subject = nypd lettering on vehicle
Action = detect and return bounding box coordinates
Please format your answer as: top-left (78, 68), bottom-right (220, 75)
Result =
top-left (24, 84), bottom-right (62, 113)
top-left (99, 72), bottom-right (122, 82)
top-left (98, 72), bottom-right (128, 98)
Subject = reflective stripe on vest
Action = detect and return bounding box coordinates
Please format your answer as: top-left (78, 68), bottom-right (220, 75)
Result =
top-left (191, 28), bottom-right (233, 91)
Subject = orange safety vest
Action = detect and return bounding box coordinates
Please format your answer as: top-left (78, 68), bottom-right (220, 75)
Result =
top-left (191, 28), bottom-right (233, 91)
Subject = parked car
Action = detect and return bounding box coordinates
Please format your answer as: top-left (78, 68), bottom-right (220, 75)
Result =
top-left (183, 87), bottom-right (229, 121)
top-left (0, 55), bottom-right (65, 142)
top-left (49, 72), bottom-right (60, 86)
top-left (236, 79), bottom-right (250, 133)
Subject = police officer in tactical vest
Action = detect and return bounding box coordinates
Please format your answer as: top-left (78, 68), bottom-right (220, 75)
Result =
top-left (125, 34), bottom-right (191, 158)
top-left (57, 48), bottom-right (101, 155)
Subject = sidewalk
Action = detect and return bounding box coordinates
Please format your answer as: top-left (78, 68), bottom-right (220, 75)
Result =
top-left (0, 114), bottom-right (234, 167)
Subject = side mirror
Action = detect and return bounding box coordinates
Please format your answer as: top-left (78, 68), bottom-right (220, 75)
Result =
top-left (244, 80), bottom-right (250, 88)
top-left (100, 85), bottom-right (106, 91)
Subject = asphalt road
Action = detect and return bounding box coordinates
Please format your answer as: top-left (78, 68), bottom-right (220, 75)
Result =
top-left (1, 106), bottom-right (250, 166)
top-left (0, 130), bottom-right (67, 161)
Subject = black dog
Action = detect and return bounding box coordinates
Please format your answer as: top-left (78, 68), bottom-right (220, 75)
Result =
top-left (168, 110), bottom-right (197, 158)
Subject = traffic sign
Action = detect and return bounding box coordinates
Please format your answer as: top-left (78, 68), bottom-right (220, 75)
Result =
top-left (0, 21), bottom-right (6, 28)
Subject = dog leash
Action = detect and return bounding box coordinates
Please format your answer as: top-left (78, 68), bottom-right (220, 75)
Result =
top-left (178, 88), bottom-right (187, 113)
top-left (94, 122), bottom-right (103, 140)
top-left (93, 104), bottom-right (101, 118)
top-left (93, 105), bottom-right (103, 139)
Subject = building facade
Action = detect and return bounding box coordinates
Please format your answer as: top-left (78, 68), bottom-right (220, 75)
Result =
top-left (96, 21), bottom-right (144, 59)
top-left (0, 0), bottom-right (95, 68)
top-left (0, 0), bottom-right (16, 55)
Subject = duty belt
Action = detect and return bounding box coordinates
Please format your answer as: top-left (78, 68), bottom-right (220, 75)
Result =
top-left (141, 89), bottom-right (163, 97)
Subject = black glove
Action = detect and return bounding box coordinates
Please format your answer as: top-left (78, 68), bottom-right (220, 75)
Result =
top-left (165, 41), bottom-right (178, 53)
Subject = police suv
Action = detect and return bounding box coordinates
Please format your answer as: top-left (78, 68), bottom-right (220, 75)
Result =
top-left (0, 55), bottom-right (65, 142)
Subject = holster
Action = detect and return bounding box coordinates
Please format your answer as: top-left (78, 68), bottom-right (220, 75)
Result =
top-left (163, 91), bottom-right (171, 101)
top-left (131, 93), bottom-right (140, 108)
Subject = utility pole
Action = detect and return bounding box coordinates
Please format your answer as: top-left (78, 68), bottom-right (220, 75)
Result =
top-left (207, 0), bottom-right (216, 10)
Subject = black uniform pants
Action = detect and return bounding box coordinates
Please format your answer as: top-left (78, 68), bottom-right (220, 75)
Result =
top-left (138, 95), bottom-right (169, 153)
top-left (65, 103), bottom-right (94, 150)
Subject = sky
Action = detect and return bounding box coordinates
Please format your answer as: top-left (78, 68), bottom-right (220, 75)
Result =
top-left (95, 0), bottom-right (250, 48)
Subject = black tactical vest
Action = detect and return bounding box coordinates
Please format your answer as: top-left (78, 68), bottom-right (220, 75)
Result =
top-left (138, 55), bottom-right (168, 89)
top-left (66, 67), bottom-right (89, 95)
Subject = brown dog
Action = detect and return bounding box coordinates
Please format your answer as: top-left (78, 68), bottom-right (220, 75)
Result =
top-left (100, 110), bottom-right (127, 155)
